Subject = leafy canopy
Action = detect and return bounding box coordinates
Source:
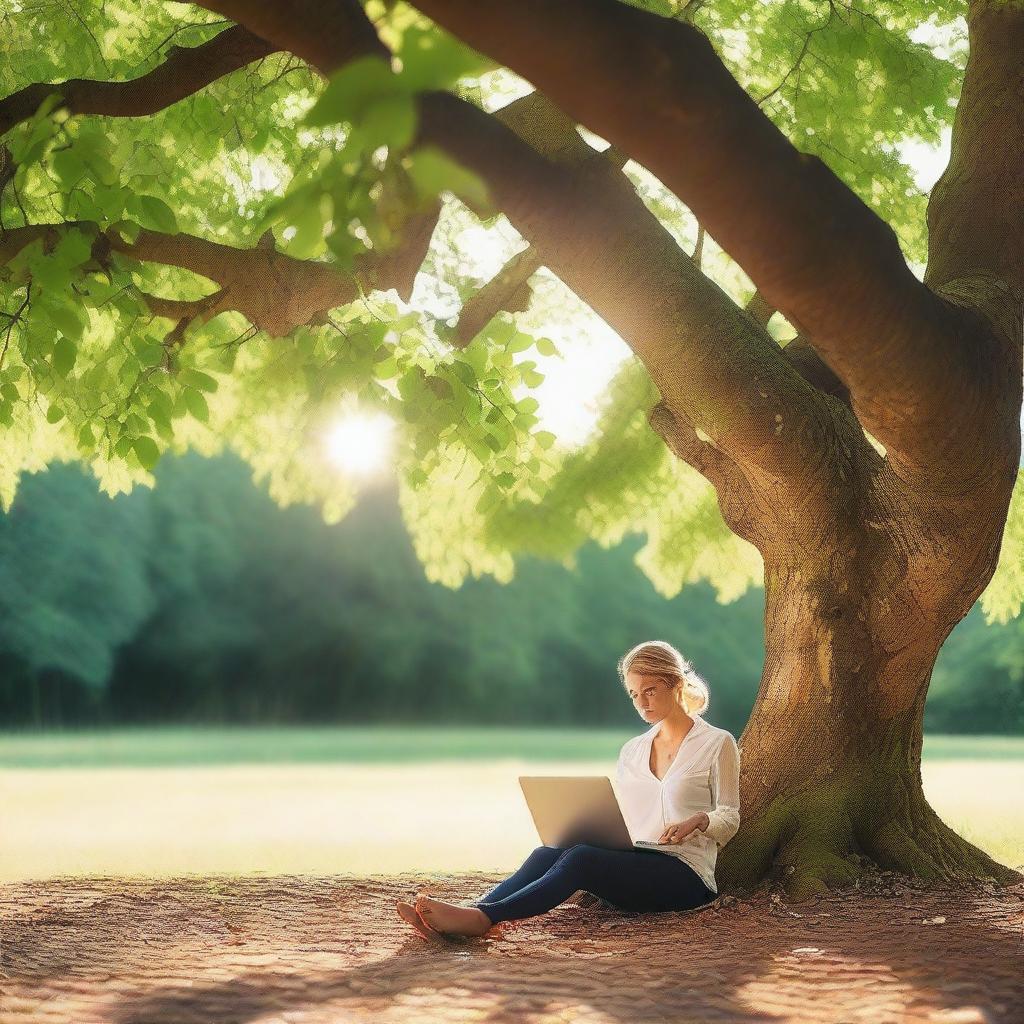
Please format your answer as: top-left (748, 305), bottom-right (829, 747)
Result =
top-left (0, 0), bottom-right (1020, 620)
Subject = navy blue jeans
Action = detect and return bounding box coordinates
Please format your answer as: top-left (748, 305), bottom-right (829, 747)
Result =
top-left (471, 844), bottom-right (716, 925)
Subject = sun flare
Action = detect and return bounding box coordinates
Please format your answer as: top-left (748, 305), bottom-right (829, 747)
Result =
top-left (324, 411), bottom-right (395, 476)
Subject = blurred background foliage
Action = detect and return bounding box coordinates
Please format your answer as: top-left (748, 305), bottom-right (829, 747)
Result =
top-left (1, 455), bottom-right (1020, 735)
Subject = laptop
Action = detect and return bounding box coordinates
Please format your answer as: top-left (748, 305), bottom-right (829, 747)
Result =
top-left (518, 775), bottom-right (666, 851)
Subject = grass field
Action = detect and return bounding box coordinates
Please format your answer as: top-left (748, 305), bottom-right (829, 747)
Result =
top-left (0, 725), bottom-right (635, 768)
top-left (1, 728), bottom-right (1022, 882)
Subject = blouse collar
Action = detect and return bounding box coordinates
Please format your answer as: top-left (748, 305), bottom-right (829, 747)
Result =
top-left (650, 713), bottom-right (706, 741)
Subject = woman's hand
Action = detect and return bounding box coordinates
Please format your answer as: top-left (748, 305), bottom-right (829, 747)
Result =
top-left (658, 812), bottom-right (710, 844)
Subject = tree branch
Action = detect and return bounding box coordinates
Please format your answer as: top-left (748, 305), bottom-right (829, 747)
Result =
top-left (0, 25), bottom-right (280, 137)
top-left (137, 288), bottom-right (229, 348)
top-left (0, 145), bottom-right (15, 197)
top-left (648, 399), bottom-right (728, 491)
top-left (691, 222), bottom-right (705, 271)
top-left (409, 0), bottom-right (1003, 483)
top-left (781, 336), bottom-right (851, 410)
top-left (927, 1), bottom-right (1024, 298)
top-left (451, 126), bottom-right (627, 346)
top-left (647, 400), bottom-right (762, 549)
top-left (741, 292), bottom-right (852, 411)
top-left (418, 90), bottom-right (842, 491)
top-left (745, 289), bottom-right (775, 329)
top-left (0, 217), bottom-right (436, 337)
top-left (192, 0), bottom-right (387, 74)
top-left (454, 245), bottom-right (541, 346)
top-left (410, 1), bottom-right (941, 336)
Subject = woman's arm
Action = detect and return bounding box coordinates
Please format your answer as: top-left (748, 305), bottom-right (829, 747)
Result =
top-left (700, 735), bottom-right (741, 847)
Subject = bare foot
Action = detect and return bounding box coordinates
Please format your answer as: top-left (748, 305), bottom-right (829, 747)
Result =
top-left (415, 895), bottom-right (493, 937)
top-left (395, 900), bottom-right (443, 941)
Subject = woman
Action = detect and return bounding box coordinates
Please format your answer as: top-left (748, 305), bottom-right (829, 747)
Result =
top-left (396, 640), bottom-right (741, 939)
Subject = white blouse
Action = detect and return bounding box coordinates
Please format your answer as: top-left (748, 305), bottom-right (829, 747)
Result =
top-left (614, 713), bottom-right (741, 894)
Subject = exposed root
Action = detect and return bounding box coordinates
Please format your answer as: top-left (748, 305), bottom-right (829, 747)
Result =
top-left (870, 821), bottom-right (946, 880)
top-left (718, 773), bottom-right (1022, 902)
top-left (867, 813), bottom-right (1020, 887)
top-left (778, 841), bottom-right (861, 901)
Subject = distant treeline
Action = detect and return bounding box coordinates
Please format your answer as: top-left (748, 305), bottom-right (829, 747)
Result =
top-left (2, 454), bottom-right (1022, 734)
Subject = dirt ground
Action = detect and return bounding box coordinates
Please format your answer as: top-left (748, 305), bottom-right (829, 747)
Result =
top-left (1, 871), bottom-right (1022, 1024)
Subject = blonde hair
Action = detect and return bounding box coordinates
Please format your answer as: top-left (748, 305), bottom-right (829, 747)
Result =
top-left (617, 640), bottom-right (710, 716)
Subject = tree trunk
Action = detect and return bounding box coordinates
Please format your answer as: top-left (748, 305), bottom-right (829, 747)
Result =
top-left (718, 456), bottom-right (1022, 898)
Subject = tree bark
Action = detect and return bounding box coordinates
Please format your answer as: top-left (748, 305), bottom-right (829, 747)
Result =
top-left (927, 1), bottom-right (1024, 296)
top-left (717, 442), bottom-right (1022, 896)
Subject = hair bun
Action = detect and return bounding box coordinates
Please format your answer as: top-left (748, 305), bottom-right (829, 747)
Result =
top-left (618, 640), bottom-right (711, 716)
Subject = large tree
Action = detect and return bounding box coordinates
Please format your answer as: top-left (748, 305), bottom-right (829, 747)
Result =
top-left (1, 1), bottom-right (1021, 897)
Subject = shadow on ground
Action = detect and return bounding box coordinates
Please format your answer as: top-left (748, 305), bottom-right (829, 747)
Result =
top-left (1, 872), bottom-right (1021, 1023)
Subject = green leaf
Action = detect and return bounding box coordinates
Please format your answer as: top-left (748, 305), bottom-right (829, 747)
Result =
top-left (522, 368), bottom-right (545, 388)
top-left (74, 122), bottom-right (118, 185)
top-left (284, 195), bottom-right (330, 259)
top-left (450, 359), bottom-right (477, 387)
top-left (125, 412), bottom-right (148, 435)
top-left (250, 122), bottom-right (271, 153)
top-left (52, 336), bottom-right (77, 376)
top-left (119, 355), bottom-right (139, 386)
top-left (534, 430), bottom-right (557, 450)
top-left (179, 368), bottom-right (218, 393)
top-left (45, 403), bottom-right (64, 423)
top-left (41, 298), bottom-right (85, 341)
top-left (51, 148), bottom-right (86, 187)
top-left (508, 332), bottom-right (534, 354)
top-left (397, 26), bottom-right (493, 92)
top-left (373, 355), bottom-right (400, 380)
top-left (147, 388), bottom-right (173, 419)
top-left (52, 228), bottom-right (93, 270)
top-left (10, 103), bottom-right (60, 165)
top-left (454, 383), bottom-right (482, 422)
top-left (304, 56), bottom-right (402, 127)
top-left (466, 436), bottom-right (492, 466)
top-left (397, 367), bottom-right (425, 403)
top-left (213, 346), bottom-right (237, 373)
top-left (325, 224), bottom-right (359, 267)
top-left (132, 435), bottom-right (160, 470)
top-left (153, 416), bottom-right (174, 442)
top-left (536, 337), bottom-right (560, 357)
top-left (136, 343), bottom-right (165, 368)
top-left (426, 375), bottom-right (453, 401)
top-left (111, 219), bottom-right (141, 244)
top-left (359, 95), bottom-right (417, 152)
top-left (404, 146), bottom-right (490, 210)
top-left (192, 94), bottom-right (222, 133)
top-left (28, 252), bottom-right (72, 293)
top-left (171, 391), bottom-right (190, 419)
top-left (184, 387), bottom-right (209, 423)
top-left (137, 195), bottom-right (179, 234)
